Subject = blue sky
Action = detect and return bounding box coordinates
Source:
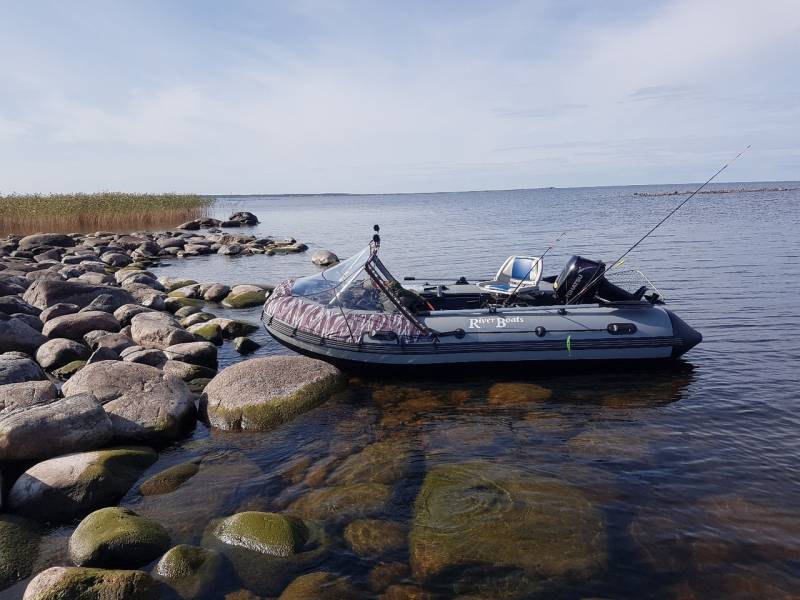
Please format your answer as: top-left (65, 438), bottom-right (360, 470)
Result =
top-left (1, 0), bottom-right (798, 193)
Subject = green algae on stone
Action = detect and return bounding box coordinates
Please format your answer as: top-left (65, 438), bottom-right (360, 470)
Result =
top-left (327, 439), bottom-right (413, 486)
top-left (52, 359), bottom-right (86, 380)
top-left (211, 511), bottom-right (308, 558)
top-left (232, 336), bottom-right (260, 354)
top-left (69, 507), bottom-right (171, 568)
top-left (221, 288), bottom-right (267, 309)
top-left (23, 566), bottom-right (157, 600)
top-left (186, 322), bottom-right (223, 344)
top-left (287, 483), bottom-right (391, 523)
top-left (187, 377), bottom-right (212, 394)
top-left (278, 571), bottom-right (360, 600)
top-left (0, 515), bottom-right (40, 590)
top-left (409, 462), bottom-right (607, 583)
top-left (139, 459), bottom-right (201, 496)
top-left (205, 318), bottom-right (259, 338)
top-left (9, 446), bottom-right (157, 521)
top-left (154, 544), bottom-right (222, 599)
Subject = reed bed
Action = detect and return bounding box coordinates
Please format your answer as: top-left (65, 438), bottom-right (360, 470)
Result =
top-left (0, 192), bottom-right (212, 235)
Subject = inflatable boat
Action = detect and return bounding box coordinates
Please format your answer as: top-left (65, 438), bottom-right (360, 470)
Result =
top-left (262, 229), bottom-right (701, 369)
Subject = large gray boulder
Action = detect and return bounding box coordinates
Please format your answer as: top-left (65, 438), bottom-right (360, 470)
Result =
top-left (0, 381), bottom-right (57, 411)
top-left (42, 310), bottom-right (120, 340)
top-left (202, 356), bottom-right (344, 431)
top-left (63, 361), bottom-right (195, 442)
top-left (113, 303), bottom-right (155, 327)
top-left (35, 338), bottom-right (90, 370)
top-left (39, 303), bottom-right (80, 323)
top-left (0, 352), bottom-right (47, 385)
top-left (18, 233), bottom-right (75, 250)
top-left (23, 566), bottom-right (157, 600)
top-left (0, 295), bottom-right (40, 316)
top-left (311, 249), bottom-right (339, 267)
top-left (164, 341), bottom-right (217, 369)
top-left (0, 317), bottom-right (48, 354)
top-left (8, 447), bottom-right (157, 522)
top-left (0, 393), bottom-right (112, 461)
top-left (23, 279), bottom-right (134, 310)
top-left (130, 312), bottom-right (194, 349)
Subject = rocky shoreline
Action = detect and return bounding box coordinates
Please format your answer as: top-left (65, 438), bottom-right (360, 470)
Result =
top-left (0, 212), bottom-right (356, 598)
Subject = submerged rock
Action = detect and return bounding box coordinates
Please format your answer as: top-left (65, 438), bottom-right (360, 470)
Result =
top-left (202, 356), bottom-right (344, 431)
top-left (139, 459), bottom-right (201, 496)
top-left (23, 566), bottom-right (157, 600)
top-left (0, 515), bottom-right (41, 591)
top-left (409, 462), bottom-right (607, 583)
top-left (287, 483), bottom-right (391, 523)
top-left (154, 544), bottom-right (222, 599)
top-left (487, 382), bottom-right (552, 405)
top-left (0, 394), bottom-right (112, 461)
top-left (210, 511), bottom-right (309, 558)
top-left (8, 447), bottom-right (158, 521)
top-left (278, 571), bottom-right (359, 600)
top-left (69, 507), bottom-right (171, 568)
top-left (328, 439), bottom-right (413, 486)
top-left (344, 519), bottom-right (407, 557)
top-left (62, 361), bottom-right (195, 442)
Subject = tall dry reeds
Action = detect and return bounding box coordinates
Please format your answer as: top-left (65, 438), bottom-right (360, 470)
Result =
top-left (0, 192), bottom-right (212, 234)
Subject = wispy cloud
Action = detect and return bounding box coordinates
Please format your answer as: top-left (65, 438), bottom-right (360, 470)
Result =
top-left (0, 0), bottom-right (798, 193)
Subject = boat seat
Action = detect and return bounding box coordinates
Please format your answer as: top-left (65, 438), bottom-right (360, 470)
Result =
top-left (478, 256), bottom-right (542, 296)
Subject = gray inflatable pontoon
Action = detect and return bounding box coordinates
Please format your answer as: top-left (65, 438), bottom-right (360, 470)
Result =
top-left (262, 232), bottom-right (701, 370)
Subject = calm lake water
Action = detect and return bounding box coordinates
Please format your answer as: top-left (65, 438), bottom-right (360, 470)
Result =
top-left (7, 182), bottom-right (800, 599)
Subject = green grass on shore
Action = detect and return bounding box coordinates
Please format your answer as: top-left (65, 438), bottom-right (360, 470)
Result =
top-left (0, 192), bottom-right (212, 235)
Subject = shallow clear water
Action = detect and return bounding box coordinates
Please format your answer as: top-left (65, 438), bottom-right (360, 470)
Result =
top-left (7, 182), bottom-right (800, 599)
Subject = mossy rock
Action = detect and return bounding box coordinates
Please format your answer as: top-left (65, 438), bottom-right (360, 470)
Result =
top-left (139, 459), bottom-right (201, 496)
top-left (0, 515), bottom-right (40, 590)
top-left (162, 279), bottom-right (198, 293)
top-left (233, 336), bottom-right (260, 354)
top-left (287, 483), bottom-right (391, 523)
top-left (221, 289), bottom-right (266, 309)
top-left (187, 322), bottom-right (222, 344)
top-left (53, 359), bottom-right (87, 380)
top-left (278, 571), bottom-right (359, 599)
top-left (23, 566), bottom-right (157, 600)
top-left (211, 511), bottom-right (308, 558)
top-left (206, 318), bottom-right (259, 338)
top-left (409, 462), bottom-right (607, 584)
top-left (165, 297), bottom-right (205, 312)
top-left (154, 544), bottom-right (222, 599)
top-left (9, 446), bottom-right (157, 522)
top-left (180, 312), bottom-right (215, 327)
top-left (69, 507), bottom-right (171, 568)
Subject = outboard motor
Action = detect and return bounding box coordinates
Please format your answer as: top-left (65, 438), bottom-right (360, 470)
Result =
top-left (553, 256), bottom-right (606, 304)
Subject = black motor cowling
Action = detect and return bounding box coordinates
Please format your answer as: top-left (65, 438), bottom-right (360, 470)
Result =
top-left (553, 256), bottom-right (606, 304)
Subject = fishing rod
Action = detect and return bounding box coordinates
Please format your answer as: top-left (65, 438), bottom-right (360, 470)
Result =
top-left (567, 145), bottom-right (751, 305)
top-left (502, 231), bottom-right (567, 306)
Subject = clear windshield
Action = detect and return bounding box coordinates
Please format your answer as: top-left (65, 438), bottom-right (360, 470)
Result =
top-left (291, 246), bottom-right (385, 310)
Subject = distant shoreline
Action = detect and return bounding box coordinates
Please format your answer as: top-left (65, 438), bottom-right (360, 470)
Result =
top-left (208, 180), bottom-right (800, 199)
